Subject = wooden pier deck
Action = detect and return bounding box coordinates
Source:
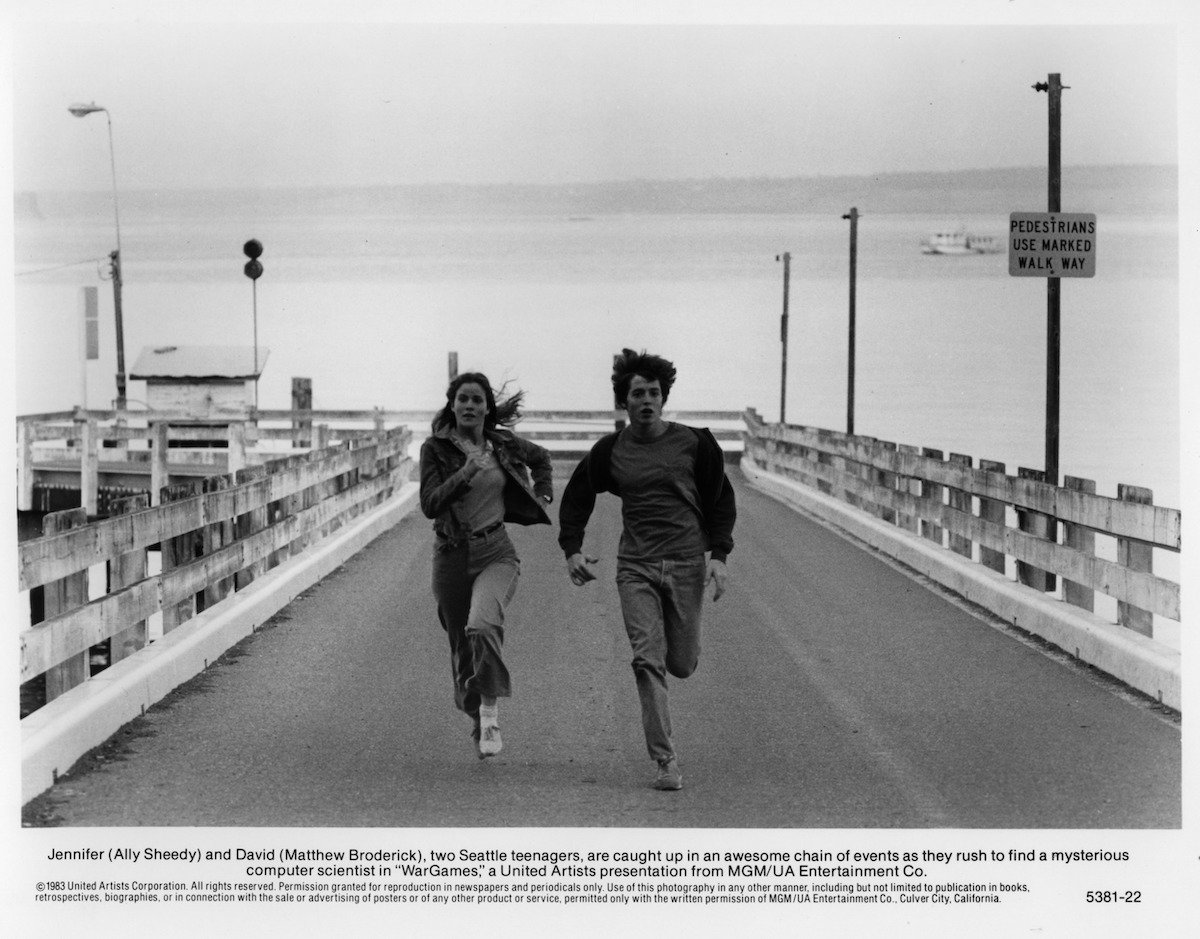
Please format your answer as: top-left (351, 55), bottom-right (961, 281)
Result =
top-left (16, 407), bottom-right (1180, 811)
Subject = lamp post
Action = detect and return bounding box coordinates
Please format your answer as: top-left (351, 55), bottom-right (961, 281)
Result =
top-left (68, 102), bottom-right (127, 411)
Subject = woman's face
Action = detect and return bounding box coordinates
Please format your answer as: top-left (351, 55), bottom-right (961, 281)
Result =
top-left (452, 382), bottom-right (489, 434)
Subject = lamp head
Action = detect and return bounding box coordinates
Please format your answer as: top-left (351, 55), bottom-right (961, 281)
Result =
top-left (68, 102), bottom-right (106, 118)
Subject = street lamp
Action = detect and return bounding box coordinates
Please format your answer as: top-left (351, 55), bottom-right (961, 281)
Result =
top-left (69, 101), bottom-right (127, 410)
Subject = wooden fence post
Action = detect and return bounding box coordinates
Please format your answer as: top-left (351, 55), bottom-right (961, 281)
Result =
top-left (150, 421), bottom-right (170, 506)
top-left (978, 459), bottom-right (1007, 575)
top-left (344, 440), bottom-right (363, 520)
top-left (896, 444), bottom-right (920, 534)
top-left (161, 479), bottom-right (202, 632)
top-left (109, 493), bottom-right (150, 662)
top-left (847, 434), bottom-right (872, 511)
top-left (840, 431), bottom-right (860, 509)
top-left (266, 460), bottom-right (289, 570)
top-left (228, 420), bottom-right (247, 475)
top-left (1016, 467), bottom-right (1054, 592)
top-left (759, 435), bottom-right (775, 476)
top-left (1117, 484), bottom-right (1154, 636)
top-left (202, 475), bottom-right (235, 610)
top-left (17, 420), bottom-right (34, 511)
top-left (235, 464), bottom-right (269, 589)
top-left (290, 454), bottom-right (313, 557)
top-left (81, 417), bottom-right (99, 516)
top-left (43, 508), bottom-right (90, 701)
top-left (788, 430), bottom-right (814, 489)
top-left (292, 377), bottom-right (313, 449)
top-left (876, 440), bottom-right (897, 525)
top-left (816, 429), bottom-right (833, 495)
top-left (920, 448), bottom-right (944, 547)
top-left (948, 453), bottom-right (973, 559)
top-left (1061, 476), bottom-right (1097, 612)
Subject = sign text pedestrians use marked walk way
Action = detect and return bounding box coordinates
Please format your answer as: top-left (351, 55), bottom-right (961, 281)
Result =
top-left (1008, 212), bottom-right (1097, 278)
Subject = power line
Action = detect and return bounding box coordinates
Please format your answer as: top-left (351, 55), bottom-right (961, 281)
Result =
top-left (15, 258), bottom-right (106, 277)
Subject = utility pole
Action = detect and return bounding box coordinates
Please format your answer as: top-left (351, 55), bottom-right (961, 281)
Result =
top-left (842, 207), bottom-right (859, 435)
top-left (775, 251), bottom-right (791, 423)
top-left (1030, 72), bottom-right (1068, 595)
top-left (1035, 73), bottom-right (1063, 485)
top-left (109, 250), bottom-right (127, 410)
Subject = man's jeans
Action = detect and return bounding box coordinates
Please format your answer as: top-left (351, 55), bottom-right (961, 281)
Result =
top-left (432, 526), bottom-right (521, 720)
top-left (615, 555), bottom-right (707, 764)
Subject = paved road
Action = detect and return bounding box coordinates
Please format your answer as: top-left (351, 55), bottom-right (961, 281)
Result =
top-left (25, 466), bottom-right (1180, 827)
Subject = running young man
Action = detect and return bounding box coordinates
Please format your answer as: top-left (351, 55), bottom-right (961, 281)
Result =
top-left (558, 349), bottom-right (736, 791)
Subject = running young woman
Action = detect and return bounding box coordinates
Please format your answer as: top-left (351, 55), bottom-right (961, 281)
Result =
top-left (419, 372), bottom-right (553, 758)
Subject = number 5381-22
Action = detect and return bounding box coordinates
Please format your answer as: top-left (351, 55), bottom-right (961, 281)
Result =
top-left (1086, 891), bottom-right (1141, 903)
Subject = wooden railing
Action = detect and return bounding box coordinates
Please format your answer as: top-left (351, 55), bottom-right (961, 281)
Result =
top-left (16, 408), bottom-right (745, 511)
top-left (741, 409), bottom-right (1181, 637)
top-left (18, 424), bottom-right (412, 713)
top-left (15, 408), bottom-right (425, 516)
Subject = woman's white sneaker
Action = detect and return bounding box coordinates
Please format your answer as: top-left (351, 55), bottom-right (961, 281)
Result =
top-left (478, 725), bottom-right (503, 757)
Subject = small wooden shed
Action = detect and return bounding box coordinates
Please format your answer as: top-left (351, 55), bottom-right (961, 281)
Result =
top-left (130, 344), bottom-right (268, 418)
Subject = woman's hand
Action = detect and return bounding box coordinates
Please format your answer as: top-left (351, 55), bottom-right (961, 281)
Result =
top-left (461, 449), bottom-right (490, 480)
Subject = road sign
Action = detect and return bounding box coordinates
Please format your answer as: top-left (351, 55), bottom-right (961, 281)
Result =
top-left (1008, 212), bottom-right (1096, 277)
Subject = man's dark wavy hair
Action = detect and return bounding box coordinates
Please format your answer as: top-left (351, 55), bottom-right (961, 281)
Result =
top-left (611, 348), bottom-right (677, 406)
top-left (432, 371), bottom-right (525, 433)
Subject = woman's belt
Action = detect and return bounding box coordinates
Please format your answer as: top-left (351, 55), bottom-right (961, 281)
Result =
top-left (467, 520), bottom-right (504, 540)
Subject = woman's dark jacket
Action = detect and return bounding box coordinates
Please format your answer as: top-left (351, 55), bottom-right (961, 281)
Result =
top-left (419, 425), bottom-right (553, 546)
top-left (557, 424), bottom-right (735, 562)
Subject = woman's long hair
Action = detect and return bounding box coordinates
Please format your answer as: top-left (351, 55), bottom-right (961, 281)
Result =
top-left (431, 371), bottom-right (525, 433)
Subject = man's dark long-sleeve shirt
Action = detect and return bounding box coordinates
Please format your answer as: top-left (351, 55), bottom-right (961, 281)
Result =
top-left (557, 424), bottom-right (735, 562)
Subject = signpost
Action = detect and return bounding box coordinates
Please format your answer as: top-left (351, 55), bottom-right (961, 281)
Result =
top-left (1012, 72), bottom-right (1096, 594)
top-left (243, 239), bottom-right (264, 409)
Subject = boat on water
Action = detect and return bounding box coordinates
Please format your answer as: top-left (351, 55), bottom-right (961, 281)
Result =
top-left (921, 228), bottom-right (1002, 255)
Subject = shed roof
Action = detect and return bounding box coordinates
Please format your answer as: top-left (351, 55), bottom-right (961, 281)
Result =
top-left (130, 345), bottom-right (269, 380)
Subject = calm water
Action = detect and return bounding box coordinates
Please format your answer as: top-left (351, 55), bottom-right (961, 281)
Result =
top-left (13, 207), bottom-right (1179, 508)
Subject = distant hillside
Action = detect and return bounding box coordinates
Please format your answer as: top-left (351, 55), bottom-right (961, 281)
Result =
top-left (17, 164), bottom-right (1176, 220)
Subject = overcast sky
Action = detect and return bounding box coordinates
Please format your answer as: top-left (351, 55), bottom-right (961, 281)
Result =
top-left (3, 1), bottom-right (1194, 192)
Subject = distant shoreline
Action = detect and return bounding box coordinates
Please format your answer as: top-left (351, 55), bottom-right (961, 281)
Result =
top-left (15, 164), bottom-right (1177, 220)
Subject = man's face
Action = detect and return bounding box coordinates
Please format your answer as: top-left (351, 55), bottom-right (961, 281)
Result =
top-left (624, 374), bottom-right (664, 429)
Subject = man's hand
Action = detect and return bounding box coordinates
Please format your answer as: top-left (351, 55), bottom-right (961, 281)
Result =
top-left (566, 553), bottom-right (599, 586)
top-left (707, 558), bottom-right (727, 601)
